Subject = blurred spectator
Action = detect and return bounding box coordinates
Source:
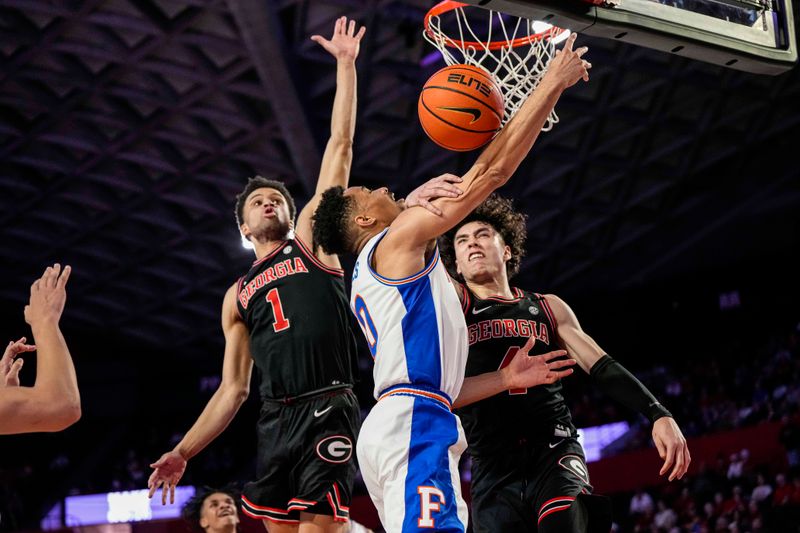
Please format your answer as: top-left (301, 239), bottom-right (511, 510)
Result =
top-left (630, 488), bottom-right (655, 515)
top-left (653, 499), bottom-right (678, 529)
top-left (773, 473), bottom-right (792, 506)
top-left (751, 473), bottom-right (773, 504)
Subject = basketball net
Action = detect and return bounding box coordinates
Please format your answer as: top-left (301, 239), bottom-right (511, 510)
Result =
top-left (424, 1), bottom-right (568, 130)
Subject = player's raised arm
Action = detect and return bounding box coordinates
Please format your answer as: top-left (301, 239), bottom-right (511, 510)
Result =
top-left (385, 34), bottom-right (590, 252)
top-left (0, 264), bottom-right (81, 435)
top-left (294, 17), bottom-right (365, 263)
top-left (148, 283), bottom-right (253, 505)
top-left (544, 293), bottom-right (691, 481)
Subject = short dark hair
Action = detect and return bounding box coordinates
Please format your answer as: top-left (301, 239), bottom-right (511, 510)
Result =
top-left (182, 485), bottom-right (240, 533)
top-left (312, 186), bottom-right (357, 255)
top-left (439, 194), bottom-right (528, 281)
top-left (234, 176), bottom-right (296, 228)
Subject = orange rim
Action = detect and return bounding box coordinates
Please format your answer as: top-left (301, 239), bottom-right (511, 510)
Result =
top-left (424, 1), bottom-right (565, 51)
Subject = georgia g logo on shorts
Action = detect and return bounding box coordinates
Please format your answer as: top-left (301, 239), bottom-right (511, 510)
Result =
top-left (316, 435), bottom-right (353, 464)
top-left (558, 454), bottom-right (590, 484)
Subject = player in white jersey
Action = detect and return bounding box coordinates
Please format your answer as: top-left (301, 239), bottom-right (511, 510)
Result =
top-left (313, 35), bottom-right (590, 532)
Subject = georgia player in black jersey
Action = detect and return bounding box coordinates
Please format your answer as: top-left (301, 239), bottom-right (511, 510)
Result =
top-left (146, 19), bottom-right (454, 533)
top-left (439, 195), bottom-right (691, 533)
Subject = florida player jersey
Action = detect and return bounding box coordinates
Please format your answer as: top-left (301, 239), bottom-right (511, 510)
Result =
top-left (236, 236), bottom-right (358, 400)
top-left (350, 229), bottom-right (469, 401)
top-left (456, 287), bottom-right (576, 455)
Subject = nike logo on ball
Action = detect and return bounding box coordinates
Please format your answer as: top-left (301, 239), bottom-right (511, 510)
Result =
top-left (439, 106), bottom-right (482, 123)
top-left (314, 406), bottom-right (333, 417)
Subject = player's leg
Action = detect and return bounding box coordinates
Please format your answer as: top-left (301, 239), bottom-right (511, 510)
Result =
top-left (400, 397), bottom-right (468, 532)
top-left (291, 391), bottom-right (361, 531)
top-left (297, 512), bottom-right (348, 533)
top-left (469, 453), bottom-right (535, 533)
top-left (357, 393), bottom-right (467, 532)
top-left (531, 440), bottom-right (611, 533)
top-left (260, 520), bottom-right (300, 533)
top-left (241, 403), bottom-right (301, 529)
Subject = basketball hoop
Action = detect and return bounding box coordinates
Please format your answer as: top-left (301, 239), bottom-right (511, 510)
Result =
top-left (423, 1), bottom-right (569, 130)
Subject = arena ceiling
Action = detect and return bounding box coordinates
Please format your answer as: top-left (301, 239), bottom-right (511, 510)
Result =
top-left (1, 0), bottom-right (798, 353)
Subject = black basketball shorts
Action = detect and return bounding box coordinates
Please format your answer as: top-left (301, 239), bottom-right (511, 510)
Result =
top-left (241, 388), bottom-right (360, 525)
top-left (469, 437), bottom-right (595, 533)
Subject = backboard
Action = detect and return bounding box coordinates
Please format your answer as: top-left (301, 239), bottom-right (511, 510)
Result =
top-left (459, 0), bottom-right (797, 74)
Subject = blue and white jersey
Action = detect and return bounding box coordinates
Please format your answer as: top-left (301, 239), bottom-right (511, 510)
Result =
top-left (350, 229), bottom-right (469, 402)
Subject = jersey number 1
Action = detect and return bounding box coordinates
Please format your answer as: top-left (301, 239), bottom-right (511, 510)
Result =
top-left (266, 288), bottom-right (290, 332)
top-left (498, 347), bottom-right (527, 395)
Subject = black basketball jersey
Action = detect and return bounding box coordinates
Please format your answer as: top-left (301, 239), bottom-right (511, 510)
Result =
top-left (236, 237), bottom-right (357, 400)
top-left (456, 286), bottom-right (576, 456)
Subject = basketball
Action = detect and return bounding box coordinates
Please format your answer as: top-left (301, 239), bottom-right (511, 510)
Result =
top-left (418, 64), bottom-right (504, 151)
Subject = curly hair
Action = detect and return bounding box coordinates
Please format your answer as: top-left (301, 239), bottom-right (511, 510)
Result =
top-left (439, 194), bottom-right (528, 281)
top-left (182, 485), bottom-right (240, 533)
top-left (312, 186), bottom-right (357, 255)
top-left (234, 176), bottom-right (297, 228)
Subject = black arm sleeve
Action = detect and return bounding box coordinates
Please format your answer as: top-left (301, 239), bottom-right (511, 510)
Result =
top-left (590, 355), bottom-right (672, 423)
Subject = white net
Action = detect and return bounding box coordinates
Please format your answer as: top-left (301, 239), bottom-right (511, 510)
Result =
top-left (423, 5), bottom-right (567, 131)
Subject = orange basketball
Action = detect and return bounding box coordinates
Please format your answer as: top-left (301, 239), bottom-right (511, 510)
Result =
top-left (418, 64), bottom-right (504, 152)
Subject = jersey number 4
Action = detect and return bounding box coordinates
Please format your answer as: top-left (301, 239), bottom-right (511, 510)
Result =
top-left (266, 288), bottom-right (290, 332)
top-left (498, 346), bottom-right (527, 395)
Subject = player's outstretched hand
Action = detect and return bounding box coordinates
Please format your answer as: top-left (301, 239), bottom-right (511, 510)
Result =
top-left (148, 450), bottom-right (188, 505)
top-left (311, 16), bottom-right (366, 62)
top-left (404, 173), bottom-right (464, 215)
top-left (24, 264), bottom-right (71, 327)
top-left (544, 33), bottom-right (591, 89)
top-left (0, 337), bottom-right (35, 387)
top-left (652, 417), bottom-right (691, 481)
top-left (501, 335), bottom-right (576, 390)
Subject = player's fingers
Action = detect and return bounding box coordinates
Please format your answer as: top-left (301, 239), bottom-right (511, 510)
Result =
top-left (58, 265), bottom-right (72, 288)
top-left (520, 334), bottom-right (536, 354)
top-left (563, 32), bottom-right (577, 51)
top-left (162, 483), bottom-right (168, 505)
top-left (542, 349), bottom-right (568, 362)
top-left (675, 442), bottom-right (689, 479)
top-left (661, 442), bottom-right (676, 477)
top-left (420, 199), bottom-right (443, 216)
top-left (670, 444), bottom-right (685, 481)
top-left (6, 358), bottom-right (23, 385)
top-left (547, 358), bottom-right (576, 370)
top-left (335, 16), bottom-right (344, 35)
top-left (438, 173), bottom-right (462, 183)
top-left (356, 26), bottom-right (366, 40)
top-left (429, 185), bottom-right (461, 198)
top-left (170, 482), bottom-right (176, 504)
top-left (684, 443), bottom-right (692, 474)
top-left (147, 478), bottom-right (160, 499)
top-left (44, 265), bottom-right (57, 288)
top-left (348, 19), bottom-right (356, 36)
top-left (575, 46), bottom-right (589, 58)
top-left (680, 444), bottom-right (690, 478)
top-left (549, 367), bottom-right (574, 382)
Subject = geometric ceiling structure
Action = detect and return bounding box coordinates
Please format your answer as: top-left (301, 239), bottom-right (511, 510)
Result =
top-left (1, 0), bottom-right (798, 353)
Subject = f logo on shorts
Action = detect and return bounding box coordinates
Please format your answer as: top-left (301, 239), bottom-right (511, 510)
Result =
top-left (417, 486), bottom-right (445, 528)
